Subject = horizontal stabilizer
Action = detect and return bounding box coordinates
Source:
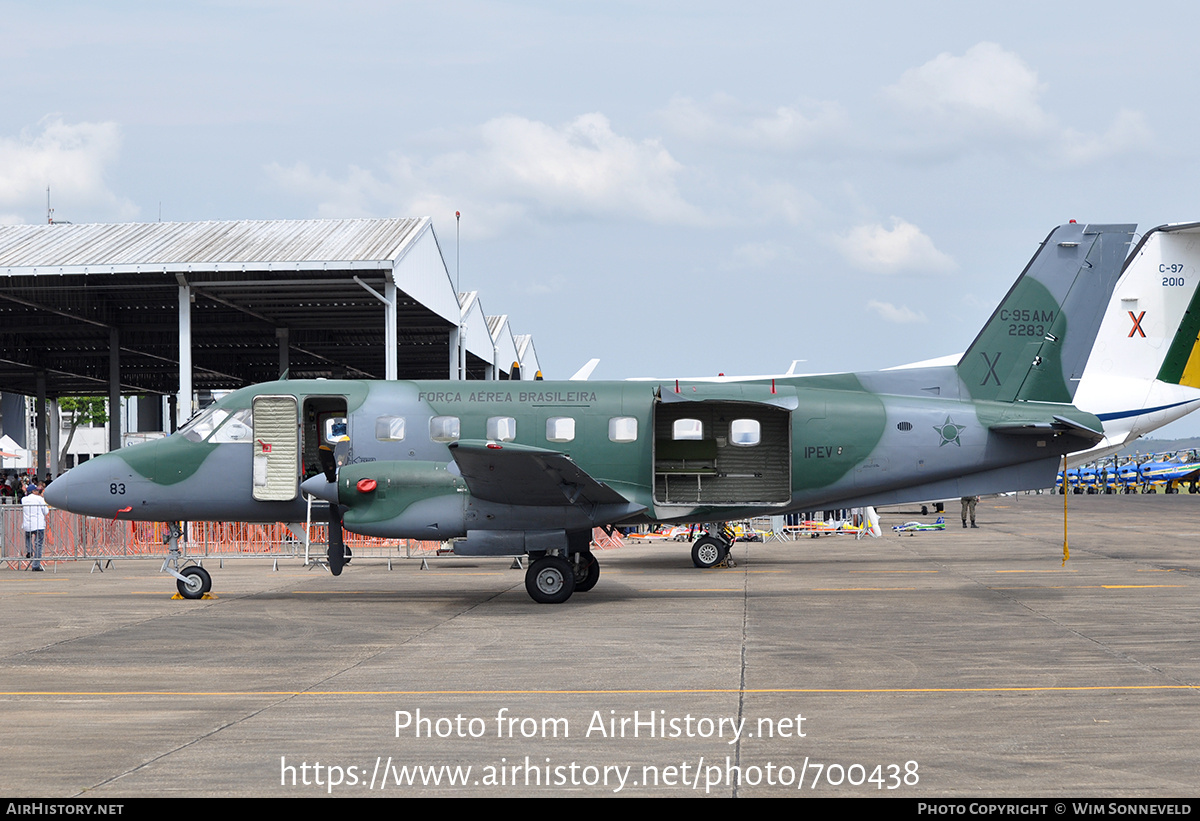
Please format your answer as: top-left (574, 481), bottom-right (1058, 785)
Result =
top-left (988, 414), bottom-right (1104, 443)
top-left (449, 439), bottom-right (633, 508)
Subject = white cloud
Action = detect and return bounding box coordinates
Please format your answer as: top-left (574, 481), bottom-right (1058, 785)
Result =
top-left (833, 218), bottom-right (955, 275)
top-left (0, 118), bottom-right (137, 222)
top-left (268, 113), bottom-right (704, 237)
top-left (1059, 109), bottom-right (1152, 164)
top-left (867, 300), bottom-right (927, 324)
top-left (659, 93), bottom-right (848, 151)
top-left (882, 43), bottom-right (1150, 163)
top-left (266, 161), bottom-right (392, 219)
top-left (885, 42), bottom-right (1051, 138)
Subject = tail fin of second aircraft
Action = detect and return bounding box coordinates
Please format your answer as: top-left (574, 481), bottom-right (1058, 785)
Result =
top-left (1069, 222), bottom-right (1200, 447)
top-left (956, 222), bottom-right (1136, 404)
top-left (1149, 226), bottom-right (1200, 390)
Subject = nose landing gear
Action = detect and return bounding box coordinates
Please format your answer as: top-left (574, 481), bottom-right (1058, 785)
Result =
top-left (161, 522), bottom-right (214, 600)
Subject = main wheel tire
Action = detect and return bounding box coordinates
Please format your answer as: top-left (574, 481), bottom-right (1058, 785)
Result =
top-left (692, 536), bottom-right (725, 569)
top-left (574, 553), bottom-right (601, 592)
top-left (526, 556), bottom-right (576, 604)
top-left (177, 566), bottom-right (211, 599)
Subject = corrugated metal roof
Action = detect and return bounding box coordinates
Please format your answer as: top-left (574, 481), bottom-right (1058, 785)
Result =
top-left (0, 218), bottom-right (427, 271)
top-left (457, 290), bottom-right (479, 316)
top-left (513, 333), bottom-right (541, 379)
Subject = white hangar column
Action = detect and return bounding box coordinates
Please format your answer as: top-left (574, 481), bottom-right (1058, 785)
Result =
top-left (353, 275), bottom-right (399, 381)
top-left (109, 328), bottom-right (120, 452)
top-left (177, 276), bottom-right (192, 428)
top-left (385, 280), bottom-right (397, 380)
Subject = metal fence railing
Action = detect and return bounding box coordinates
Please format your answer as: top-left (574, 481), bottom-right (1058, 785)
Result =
top-left (0, 504), bottom-right (441, 569)
top-left (0, 502), bottom-right (624, 569)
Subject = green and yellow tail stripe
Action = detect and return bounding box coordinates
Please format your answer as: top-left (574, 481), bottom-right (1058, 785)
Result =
top-left (1157, 285), bottom-right (1200, 388)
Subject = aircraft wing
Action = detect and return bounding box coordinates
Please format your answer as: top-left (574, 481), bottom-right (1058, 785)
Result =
top-left (448, 440), bottom-right (631, 507)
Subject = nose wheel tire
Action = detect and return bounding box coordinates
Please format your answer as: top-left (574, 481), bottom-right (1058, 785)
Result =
top-left (691, 536), bottom-right (727, 569)
top-left (177, 566), bottom-right (212, 599)
top-left (526, 556), bottom-right (576, 604)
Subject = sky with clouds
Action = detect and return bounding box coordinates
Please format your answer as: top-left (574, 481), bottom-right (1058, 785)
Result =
top-left (5, 1), bottom-right (1200, 436)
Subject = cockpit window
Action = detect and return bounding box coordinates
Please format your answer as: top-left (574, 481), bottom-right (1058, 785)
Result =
top-left (181, 407), bottom-right (229, 442)
top-left (181, 406), bottom-right (254, 444)
top-left (208, 408), bottom-right (254, 443)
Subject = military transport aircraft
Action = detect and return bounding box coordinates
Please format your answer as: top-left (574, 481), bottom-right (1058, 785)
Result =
top-left (46, 222), bottom-right (1141, 603)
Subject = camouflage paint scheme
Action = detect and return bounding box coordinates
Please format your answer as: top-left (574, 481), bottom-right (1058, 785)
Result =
top-left (45, 223), bottom-right (1135, 601)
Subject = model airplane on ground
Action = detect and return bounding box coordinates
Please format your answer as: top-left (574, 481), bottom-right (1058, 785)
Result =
top-left (47, 222), bottom-right (1145, 603)
top-left (892, 517), bottom-right (946, 532)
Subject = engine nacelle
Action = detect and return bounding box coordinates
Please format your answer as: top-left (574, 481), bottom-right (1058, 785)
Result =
top-left (335, 461), bottom-right (467, 540)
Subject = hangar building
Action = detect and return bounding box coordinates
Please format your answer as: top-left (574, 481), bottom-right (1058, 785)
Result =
top-left (0, 217), bottom-right (542, 474)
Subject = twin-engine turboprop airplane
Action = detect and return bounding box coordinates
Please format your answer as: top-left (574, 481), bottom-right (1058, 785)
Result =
top-left (46, 222), bottom-right (1138, 603)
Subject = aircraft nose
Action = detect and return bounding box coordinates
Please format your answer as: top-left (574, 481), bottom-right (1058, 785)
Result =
top-left (42, 452), bottom-right (135, 518)
top-left (43, 473), bottom-right (69, 509)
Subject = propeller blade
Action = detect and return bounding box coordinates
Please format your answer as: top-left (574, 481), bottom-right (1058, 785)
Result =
top-left (327, 502), bottom-right (345, 576)
top-left (318, 444), bottom-right (337, 483)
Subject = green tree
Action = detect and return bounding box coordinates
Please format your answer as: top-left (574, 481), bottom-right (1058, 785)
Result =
top-left (58, 397), bottom-right (108, 473)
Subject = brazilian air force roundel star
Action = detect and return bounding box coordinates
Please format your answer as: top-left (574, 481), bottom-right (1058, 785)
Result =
top-left (933, 416), bottom-right (967, 447)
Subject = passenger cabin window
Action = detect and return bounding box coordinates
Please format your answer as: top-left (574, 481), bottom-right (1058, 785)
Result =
top-left (609, 416), bottom-right (638, 443)
top-left (487, 416), bottom-right (517, 442)
top-left (430, 415), bottom-right (461, 443)
top-left (546, 417), bottom-right (575, 443)
top-left (208, 408), bottom-right (253, 444)
top-left (730, 419), bottom-right (761, 446)
top-left (323, 416), bottom-right (349, 443)
top-left (375, 416), bottom-right (406, 441)
top-left (673, 418), bottom-right (703, 440)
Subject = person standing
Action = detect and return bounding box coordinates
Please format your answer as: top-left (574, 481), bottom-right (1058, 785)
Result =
top-left (22, 482), bottom-right (47, 571)
top-left (960, 495), bottom-right (978, 529)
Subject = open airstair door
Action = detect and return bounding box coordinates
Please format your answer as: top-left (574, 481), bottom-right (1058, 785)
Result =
top-left (653, 385), bottom-right (794, 507)
top-left (252, 395), bottom-right (300, 501)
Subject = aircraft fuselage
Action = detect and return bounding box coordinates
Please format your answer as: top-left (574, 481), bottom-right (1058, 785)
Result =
top-left (46, 375), bottom-right (1100, 539)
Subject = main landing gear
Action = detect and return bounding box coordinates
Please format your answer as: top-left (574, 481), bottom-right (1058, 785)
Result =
top-left (524, 550), bottom-right (600, 604)
top-left (160, 522), bottom-right (213, 599)
top-left (691, 523), bottom-right (736, 569)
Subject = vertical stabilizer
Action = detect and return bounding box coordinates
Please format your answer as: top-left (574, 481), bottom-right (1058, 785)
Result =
top-left (957, 223), bottom-right (1135, 403)
top-left (1070, 223), bottom-right (1200, 453)
top-left (1152, 226), bottom-right (1200, 389)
